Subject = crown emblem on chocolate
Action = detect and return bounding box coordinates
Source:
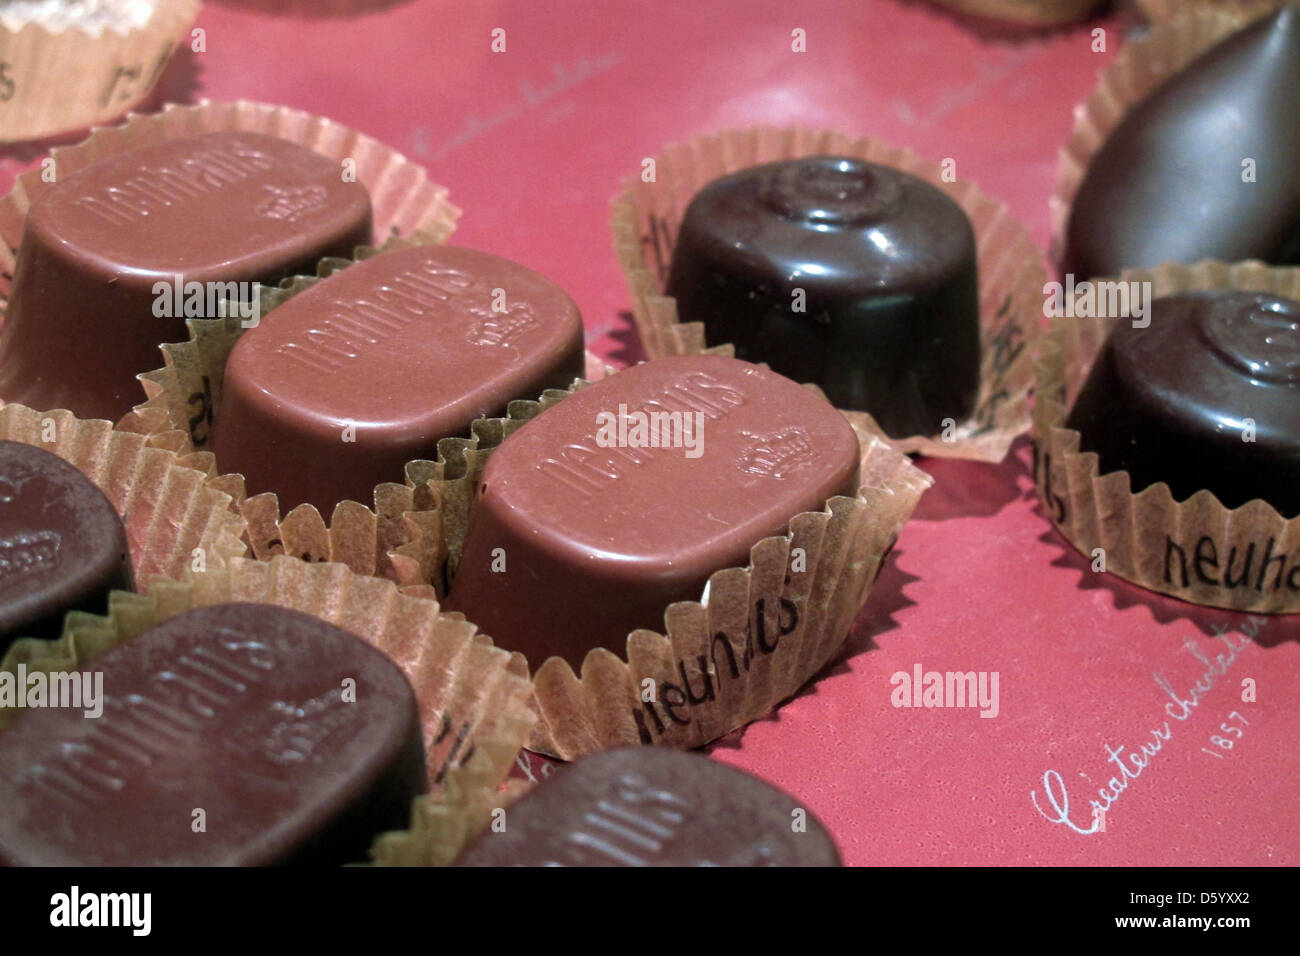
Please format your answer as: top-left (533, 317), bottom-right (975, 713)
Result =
top-left (261, 691), bottom-right (355, 763)
top-left (737, 426), bottom-right (814, 479)
top-left (0, 530), bottom-right (62, 584)
top-left (255, 185), bottom-right (329, 222)
top-left (465, 303), bottom-right (539, 348)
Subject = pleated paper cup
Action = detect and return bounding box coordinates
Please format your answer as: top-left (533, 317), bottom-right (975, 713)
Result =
top-left (0, 98), bottom-right (461, 307)
top-left (0, 0), bottom-right (199, 142)
top-left (1050, 9), bottom-right (1262, 265)
top-left (524, 428), bottom-right (932, 759)
top-left (122, 242), bottom-right (602, 593)
top-left (1032, 259), bottom-right (1300, 614)
top-left (0, 553), bottom-right (539, 866)
top-left (0, 401), bottom-right (246, 587)
top-left (1135, 0), bottom-right (1286, 26)
top-left (612, 126), bottom-right (1046, 464)
top-left (927, 0), bottom-right (1103, 27)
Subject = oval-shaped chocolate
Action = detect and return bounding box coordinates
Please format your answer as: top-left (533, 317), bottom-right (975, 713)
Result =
top-left (1065, 291), bottom-right (1300, 517)
top-left (211, 245), bottom-right (585, 513)
top-left (1062, 9), bottom-right (1300, 280)
top-left (456, 747), bottom-right (841, 866)
top-left (445, 355), bottom-right (861, 668)
top-left (0, 603), bottom-right (425, 866)
top-left (0, 440), bottom-right (131, 652)
top-left (664, 155), bottom-right (980, 437)
top-left (0, 132), bottom-right (373, 421)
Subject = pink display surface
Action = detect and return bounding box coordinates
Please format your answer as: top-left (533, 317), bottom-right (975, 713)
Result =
top-left (3, 0), bottom-right (1294, 867)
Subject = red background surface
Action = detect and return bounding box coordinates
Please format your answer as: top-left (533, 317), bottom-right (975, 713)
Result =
top-left (2, 0), bottom-right (1295, 866)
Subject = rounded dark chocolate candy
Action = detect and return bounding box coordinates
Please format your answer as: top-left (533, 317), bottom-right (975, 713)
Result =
top-left (0, 132), bottom-right (373, 421)
top-left (0, 603), bottom-right (425, 866)
top-left (445, 355), bottom-right (861, 669)
top-left (211, 245), bottom-right (584, 514)
top-left (1062, 8), bottom-right (1300, 280)
top-left (664, 155), bottom-right (980, 437)
top-left (0, 440), bottom-right (131, 651)
top-left (456, 747), bottom-right (841, 866)
top-left (1065, 291), bottom-right (1300, 517)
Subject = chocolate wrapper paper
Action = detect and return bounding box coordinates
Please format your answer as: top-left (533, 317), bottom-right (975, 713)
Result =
top-left (0, 0), bottom-right (198, 142)
top-left (124, 241), bottom-right (597, 593)
top-left (0, 401), bottom-right (245, 587)
top-left (524, 427), bottom-right (932, 759)
top-left (1, 98), bottom-right (460, 304)
top-left (1032, 259), bottom-right (1300, 614)
top-left (611, 126), bottom-right (1045, 464)
top-left (1051, 9), bottom-right (1262, 264)
top-left (0, 554), bottom-right (538, 863)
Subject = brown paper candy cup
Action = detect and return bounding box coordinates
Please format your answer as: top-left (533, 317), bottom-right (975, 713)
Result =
top-left (0, 401), bottom-right (246, 587)
top-left (1134, 0), bottom-right (1286, 26)
top-left (0, 0), bottom-right (199, 143)
top-left (927, 0), bottom-right (1103, 27)
top-left (1050, 9), bottom-right (1264, 264)
top-left (122, 243), bottom-right (598, 593)
top-left (0, 98), bottom-right (461, 303)
top-left (522, 428), bottom-right (932, 759)
top-left (611, 126), bottom-right (1046, 464)
top-left (1032, 259), bottom-right (1300, 614)
top-left (0, 553), bottom-right (538, 863)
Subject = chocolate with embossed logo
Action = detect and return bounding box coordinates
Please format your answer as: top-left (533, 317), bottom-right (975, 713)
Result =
top-left (0, 603), bottom-right (425, 866)
top-left (0, 132), bottom-right (373, 421)
top-left (0, 440), bottom-right (130, 651)
top-left (445, 355), bottom-right (859, 669)
top-left (212, 244), bottom-right (584, 513)
top-left (456, 747), bottom-right (840, 866)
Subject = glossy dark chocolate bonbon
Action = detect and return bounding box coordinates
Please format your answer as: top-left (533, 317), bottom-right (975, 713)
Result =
top-left (0, 440), bottom-right (131, 651)
top-left (456, 747), bottom-right (841, 866)
top-left (1062, 9), bottom-right (1300, 280)
top-left (664, 155), bottom-right (980, 437)
top-left (445, 355), bottom-right (860, 669)
top-left (0, 132), bottom-right (373, 421)
top-left (0, 603), bottom-right (425, 865)
top-left (1066, 291), bottom-right (1300, 518)
top-left (212, 245), bottom-right (584, 513)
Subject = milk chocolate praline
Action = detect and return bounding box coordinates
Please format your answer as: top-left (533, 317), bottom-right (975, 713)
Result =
top-left (0, 131), bottom-right (373, 421)
top-left (665, 155), bottom-right (980, 437)
top-left (0, 603), bottom-right (425, 866)
top-left (211, 245), bottom-right (584, 514)
top-left (1066, 291), bottom-right (1300, 517)
top-left (1061, 9), bottom-right (1300, 280)
top-left (456, 747), bottom-right (841, 866)
top-left (445, 355), bottom-right (861, 669)
top-left (0, 440), bottom-right (131, 651)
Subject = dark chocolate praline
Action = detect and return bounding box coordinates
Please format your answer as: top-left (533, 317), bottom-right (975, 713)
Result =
top-left (1061, 8), bottom-right (1300, 280)
top-left (1065, 291), bottom-right (1300, 517)
top-left (664, 155), bottom-right (980, 437)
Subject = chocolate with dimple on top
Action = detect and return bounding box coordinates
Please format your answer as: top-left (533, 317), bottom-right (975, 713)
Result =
top-left (211, 245), bottom-right (585, 514)
top-left (1065, 291), bottom-right (1300, 518)
top-left (0, 440), bottom-right (131, 652)
top-left (1061, 8), bottom-right (1300, 280)
top-left (664, 155), bottom-right (980, 437)
top-left (455, 747), bottom-right (841, 866)
top-left (444, 355), bottom-right (860, 669)
top-left (0, 603), bottom-right (425, 866)
top-left (0, 131), bottom-right (373, 421)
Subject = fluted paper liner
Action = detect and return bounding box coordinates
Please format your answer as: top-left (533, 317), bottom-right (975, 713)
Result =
top-left (0, 554), bottom-right (538, 864)
top-left (525, 430), bottom-right (931, 759)
top-left (1, 98), bottom-right (461, 303)
top-left (928, 0), bottom-right (1102, 27)
top-left (122, 241), bottom-right (602, 593)
top-left (0, 0), bottom-right (198, 142)
top-left (1051, 9), bottom-right (1266, 265)
top-left (612, 126), bottom-right (1046, 464)
top-left (1032, 259), bottom-right (1300, 614)
top-left (1135, 1), bottom-right (1286, 26)
top-left (0, 401), bottom-right (245, 588)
